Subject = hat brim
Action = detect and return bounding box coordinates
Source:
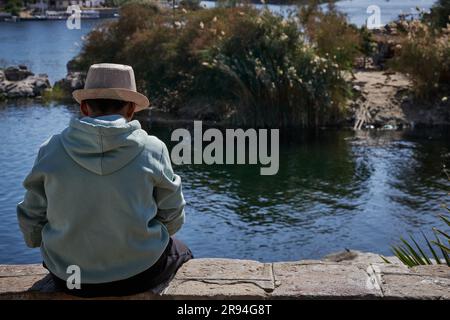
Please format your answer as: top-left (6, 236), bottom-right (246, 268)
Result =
top-left (73, 88), bottom-right (150, 112)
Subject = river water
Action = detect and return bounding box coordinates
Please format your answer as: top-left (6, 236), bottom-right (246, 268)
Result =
top-left (0, 103), bottom-right (448, 263)
top-left (201, 0), bottom-right (436, 27)
top-left (0, 0), bottom-right (448, 264)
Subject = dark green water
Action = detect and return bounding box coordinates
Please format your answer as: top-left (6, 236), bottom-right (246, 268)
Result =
top-left (2, 103), bottom-right (448, 263)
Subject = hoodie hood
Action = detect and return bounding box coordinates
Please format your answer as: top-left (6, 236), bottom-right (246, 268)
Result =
top-left (60, 115), bottom-right (147, 175)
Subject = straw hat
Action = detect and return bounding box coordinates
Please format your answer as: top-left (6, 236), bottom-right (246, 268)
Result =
top-left (72, 63), bottom-right (150, 112)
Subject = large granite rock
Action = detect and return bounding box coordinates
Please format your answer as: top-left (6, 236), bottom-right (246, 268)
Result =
top-left (0, 66), bottom-right (51, 99)
top-left (54, 71), bottom-right (86, 92)
top-left (4, 65), bottom-right (33, 82)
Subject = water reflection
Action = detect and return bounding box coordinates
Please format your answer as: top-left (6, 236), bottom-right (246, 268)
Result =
top-left (149, 125), bottom-right (449, 260)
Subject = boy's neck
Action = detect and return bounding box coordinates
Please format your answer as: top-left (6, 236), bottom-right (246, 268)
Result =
top-left (90, 114), bottom-right (128, 121)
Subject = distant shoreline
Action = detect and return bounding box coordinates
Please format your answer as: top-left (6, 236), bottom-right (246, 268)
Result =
top-left (0, 7), bottom-right (119, 22)
top-left (0, 0), bottom-right (314, 23)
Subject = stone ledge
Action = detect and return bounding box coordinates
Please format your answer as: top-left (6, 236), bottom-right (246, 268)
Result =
top-left (0, 251), bottom-right (448, 300)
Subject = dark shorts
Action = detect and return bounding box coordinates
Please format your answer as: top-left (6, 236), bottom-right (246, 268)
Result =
top-left (44, 237), bottom-right (193, 298)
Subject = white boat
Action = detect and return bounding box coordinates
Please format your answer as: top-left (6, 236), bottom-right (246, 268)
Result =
top-left (1, 14), bottom-right (19, 22)
top-left (45, 11), bottom-right (66, 20)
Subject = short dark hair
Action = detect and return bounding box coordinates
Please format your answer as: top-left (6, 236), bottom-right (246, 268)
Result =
top-left (84, 99), bottom-right (130, 115)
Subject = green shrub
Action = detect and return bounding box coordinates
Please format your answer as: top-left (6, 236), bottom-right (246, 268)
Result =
top-left (70, 0), bottom-right (162, 72)
top-left (298, 1), bottom-right (363, 71)
top-left (4, 0), bottom-right (22, 16)
top-left (201, 8), bottom-right (347, 127)
top-left (387, 1), bottom-right (450, 100)
top-left (425, 0), bottom-right (450, 30)
top-left (41, 85), bottom-right (70, 103)
top-left (390, 20), bottom-right (450, 99)
top-left (73, 3), bottom-right (352, 127)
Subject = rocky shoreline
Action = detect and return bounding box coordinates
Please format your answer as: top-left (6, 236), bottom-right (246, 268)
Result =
top-left (349, 71), bottom-right (450, 129)
top-left (53, 71), bottom-right (85, 93)
top-left (0, 66), bottom-right (51, 100)
top-left (2, 64), bottom-right (449, 129)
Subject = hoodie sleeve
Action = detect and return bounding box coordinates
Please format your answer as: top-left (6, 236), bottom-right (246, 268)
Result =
top-left (154, 142), bottom-right (186, 236)
top-left (16, 149), bottom-right (48, 248)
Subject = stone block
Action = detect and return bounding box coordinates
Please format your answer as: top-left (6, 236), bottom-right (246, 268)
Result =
top-left (375, 264), bottom-right (450, 300)
top-left (272, 261), bottom-right (382, 299)
top-left (163, 258), bottom-right (273, 299)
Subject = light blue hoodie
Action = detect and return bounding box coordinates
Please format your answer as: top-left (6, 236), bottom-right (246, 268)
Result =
top-left (17, 115), bottom-right (186, 283)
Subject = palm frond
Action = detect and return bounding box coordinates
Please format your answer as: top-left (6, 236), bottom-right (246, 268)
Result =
top-left (389, 215), bottom-right (449, 267)
top-left (409, 235), bottom-right (432, 264)
top-left (380, 255), bottom-right (391, 264)
top-left (440, 215), bottom-right (450, 227)
top-left (432, 231), bottom-right (450, 266)
top-left (400, 237), bottom-right (427, 265)
top-left (433, 227), bottom-right (450, 241)
top-left (422, 231), bottom-right (442, 265)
